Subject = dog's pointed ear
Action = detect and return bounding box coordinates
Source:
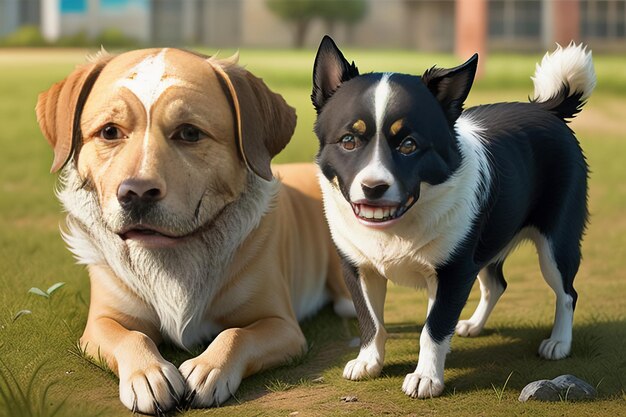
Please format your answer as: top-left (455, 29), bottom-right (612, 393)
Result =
top-left (36, 56), bottom-right (111, 173)
top-left (422, 53), bottom-right (478, 126)
top-left (208, 58), bottom-right (296, 181)
top-left (311, 35), bottom-right (359, 114)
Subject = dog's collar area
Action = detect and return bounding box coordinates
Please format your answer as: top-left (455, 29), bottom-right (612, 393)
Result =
top-left (350, 195), bottom-right (416, 229)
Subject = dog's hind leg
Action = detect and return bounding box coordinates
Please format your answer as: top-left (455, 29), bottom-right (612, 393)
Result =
top-left (455, 262), bottom-right (507, 337)
top-left (534, 233), bottom-right (579, 360)
top-left (340, 258), bottom-right (388, 381)
top-left (326, 245), bottom-right (357, 318)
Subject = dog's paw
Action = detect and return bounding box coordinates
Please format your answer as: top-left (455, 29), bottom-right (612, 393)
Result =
top-left (343, 358), bottom-right (382, 380)
top-left (538, 337), bottom-right (571, 360)
top-left (455, 319), bottom-right (483, 337)
top-left (402, 371), bottom-right (444, 399)
top-left (118, 360), bottom-right (185, 415)
top-left (179, 358), bottom-right (242, 408)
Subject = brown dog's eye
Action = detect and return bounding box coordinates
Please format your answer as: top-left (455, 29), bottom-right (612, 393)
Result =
top-left (100, 124), bottom-right (123, 140)
top-left (173, 124), bottom-right (202, 143)
top-left (398, 137), bottom-right (418, 155)
top-left (340, 134), bottom-right (360, 151)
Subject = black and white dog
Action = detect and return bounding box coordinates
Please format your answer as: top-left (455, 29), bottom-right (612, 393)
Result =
top-left (311, 36), bottom-right (595, 398)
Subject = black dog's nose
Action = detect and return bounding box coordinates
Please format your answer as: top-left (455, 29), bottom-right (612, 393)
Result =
top-left (361, 182), bottom-right (390, 200)
top-left (117, 178), bottom-right (165, 210)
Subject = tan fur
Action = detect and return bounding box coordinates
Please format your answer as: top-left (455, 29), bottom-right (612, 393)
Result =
top-left (352, 119), bottom-right (367, 135)
top-left (36, 48), bottom-right (352, 414)
top-left (390, 118), bottom-right (404, 136)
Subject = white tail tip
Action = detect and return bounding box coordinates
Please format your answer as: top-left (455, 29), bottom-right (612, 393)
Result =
top-left (532, 42), bottom-right (596, 102)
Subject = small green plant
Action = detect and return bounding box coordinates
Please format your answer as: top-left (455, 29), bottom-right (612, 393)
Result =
top-left (491, 371), bottom-right (514, 403)
top-left (28, 283), bottom-right (65, 299)
top-left (559, 384), bottom-right (573, 402)
top-left (67, 341), bottom-right (115, 380)
top-left (265, 378), bottom-right (295, 393)
top-left (11, 310), bottom-right (31, 323)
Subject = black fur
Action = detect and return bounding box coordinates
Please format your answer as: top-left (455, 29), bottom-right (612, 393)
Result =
top-left (312, 36), bottom-right (360, 114)
top-left (421, 54), bottom-right (478, 127)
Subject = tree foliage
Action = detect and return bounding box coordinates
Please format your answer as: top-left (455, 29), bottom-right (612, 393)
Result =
top-left (266, 0), bottom-right (368, 47)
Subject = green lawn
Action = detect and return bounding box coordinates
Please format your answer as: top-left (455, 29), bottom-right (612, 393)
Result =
top-left (0, 47), bottom-right (625, 417)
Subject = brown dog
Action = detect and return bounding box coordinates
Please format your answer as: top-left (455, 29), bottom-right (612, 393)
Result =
top-left (36, 48), bottom-right (354, 414)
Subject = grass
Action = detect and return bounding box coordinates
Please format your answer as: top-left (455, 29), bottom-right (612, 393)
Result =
top-left (0, 46), bottom-right (625, 416)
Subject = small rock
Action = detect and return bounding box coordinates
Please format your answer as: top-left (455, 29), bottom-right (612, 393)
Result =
top-left (341, 395), bottom-right (358, 403)
top-left (312, 376), bottom-right (325, 384)
top-left (552, 374), bottom-right (597, 401)
top-left (289, 412), bottom-right (299, 416)
top-left (519, 380), bottom-right (561, 402)
top-left (519, 375), bottom-right (597, 402)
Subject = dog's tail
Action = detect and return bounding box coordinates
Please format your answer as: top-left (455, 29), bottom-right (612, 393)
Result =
top-left (530, 42), bottom-right (596, 121)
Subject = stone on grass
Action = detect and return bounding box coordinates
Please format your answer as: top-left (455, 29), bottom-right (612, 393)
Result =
top-left (551, 374), bottom-right (597, 401)
top-left (519, 374), bottom-right (597, 402)
top-left (519, 380), bottom-right (561, 402)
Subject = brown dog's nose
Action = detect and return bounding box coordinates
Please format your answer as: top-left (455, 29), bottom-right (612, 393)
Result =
top-left (117, 178), bottom-right (165, 210)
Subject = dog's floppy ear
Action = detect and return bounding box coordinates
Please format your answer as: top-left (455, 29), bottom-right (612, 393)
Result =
top-left (36, 55), bottom-right (111, 173)
top-left (208, 58), bottom-right (296, 181)
top-left (422, 54), bottom-right (478, 126)
top-left (311, 35), bottom-right (359, 114)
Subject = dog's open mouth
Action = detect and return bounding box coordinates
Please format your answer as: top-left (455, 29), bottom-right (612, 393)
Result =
top-left (350, 196), bottom-right (415, 228)
top-left (119, 225), bottom-right (188, 248)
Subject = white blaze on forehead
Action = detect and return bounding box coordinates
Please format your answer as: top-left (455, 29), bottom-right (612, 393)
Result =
top-left (348, 73), bottom-right (399, 203)
top-left (374, 73), bottom-right (392, 134)
top-left (115, 49), bottom-right (185, 174)
top-left (116, 48), bottom-right (183, 113)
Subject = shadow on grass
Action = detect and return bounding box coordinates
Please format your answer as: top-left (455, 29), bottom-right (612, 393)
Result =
top-left (158, 310), bottom-right (625, 414)
top-left (382, 318), bottom-right (626, 398)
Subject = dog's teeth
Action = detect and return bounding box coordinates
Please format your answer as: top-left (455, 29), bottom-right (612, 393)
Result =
top-left (361, 206), bottom-right (374, 219)
top-left (390, 207), bottom-right (397, 217)
top-left (382, 208), bottom-right (390, 218)
top-left (374, 208), bottom-right (383, 219)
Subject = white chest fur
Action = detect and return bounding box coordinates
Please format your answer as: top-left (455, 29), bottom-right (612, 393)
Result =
top-left (58, 166), bottom-right (277, 349)
top-left (319, 116), bottom-right (490, 287)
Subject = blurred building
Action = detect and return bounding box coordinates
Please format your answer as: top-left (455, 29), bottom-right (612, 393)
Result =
top-left (0, 0), bottom-right (40, 37)
top-left (0, 0), bottom-right (624, 52)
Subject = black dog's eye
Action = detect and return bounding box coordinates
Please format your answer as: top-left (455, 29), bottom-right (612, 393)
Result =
top-left (100, 124), bottom-right (124, 140)
top-left (340, 134), bottom-right (361, 151)
top-left (173, 124), bottom-right (203, 142)
top-left (398, 137), bottom-right (418, 155)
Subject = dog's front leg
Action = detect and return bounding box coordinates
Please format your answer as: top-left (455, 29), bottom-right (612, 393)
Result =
top-left (179, 316), bottom-right (306, 408)
top-left (403, 265), bottom-right (477, 398)
top-left (340, 257), bottom-right (388, 380)
top-left (82, 265), bottom-right (185, 415)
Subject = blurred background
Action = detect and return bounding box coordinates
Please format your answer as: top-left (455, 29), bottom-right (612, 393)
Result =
top-left (0, 0), bottom-right (625, 55)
